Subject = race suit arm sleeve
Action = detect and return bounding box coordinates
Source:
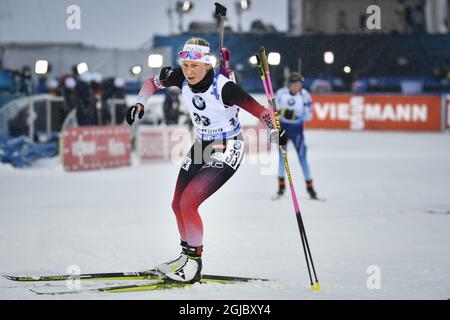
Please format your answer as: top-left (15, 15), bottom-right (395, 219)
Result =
top-left (222, 81), bottom-right (275, 130)
top-left (135, 67), bottom-right (185, 107)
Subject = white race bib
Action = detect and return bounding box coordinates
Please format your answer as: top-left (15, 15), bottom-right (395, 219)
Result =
top-left (221, 140), bottom-right (244, 170)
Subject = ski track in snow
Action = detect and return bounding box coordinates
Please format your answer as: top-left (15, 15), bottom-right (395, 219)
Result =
top-left (0, 130), bottom-right (449, 299)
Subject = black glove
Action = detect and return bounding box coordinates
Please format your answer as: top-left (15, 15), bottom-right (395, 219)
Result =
top-left (159, 66), bottom-right (173, 87)
top-left (126, 103), bottom-right (144, 125)
top-left (270, 128), bottom-right (287, 146)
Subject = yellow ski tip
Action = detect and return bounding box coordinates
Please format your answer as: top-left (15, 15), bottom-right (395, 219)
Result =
top-left (311, 282), bottom-right (320, 291)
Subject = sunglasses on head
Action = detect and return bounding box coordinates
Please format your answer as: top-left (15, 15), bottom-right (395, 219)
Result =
top-left (178, 51), bottom-right (206, 60)
top-left (289, 77), bottom-right (304, 84)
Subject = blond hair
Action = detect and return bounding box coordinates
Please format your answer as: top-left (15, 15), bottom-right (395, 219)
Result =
top-left (185, 37), bottom-right (210, 47)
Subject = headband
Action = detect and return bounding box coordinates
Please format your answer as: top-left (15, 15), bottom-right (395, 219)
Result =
top-left (179, 44), bottom-right (211, 64)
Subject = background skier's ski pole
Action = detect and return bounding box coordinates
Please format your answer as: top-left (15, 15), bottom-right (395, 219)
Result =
top-left (256, 49), bottom-right (320, 291)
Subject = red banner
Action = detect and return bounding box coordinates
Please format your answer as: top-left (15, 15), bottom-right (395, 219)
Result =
top-left (62, 126), bottom-right (131, 171)
top-left (307, 95), bottom-right (442, 131)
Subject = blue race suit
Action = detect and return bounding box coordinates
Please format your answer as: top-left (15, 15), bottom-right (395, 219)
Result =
top-left (275, 87), bottom-right (313, 181)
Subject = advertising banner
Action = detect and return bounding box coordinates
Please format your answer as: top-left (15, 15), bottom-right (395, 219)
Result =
top-left (307, 95), bottom-right (442, 131)
top-left (62, 125), bottom-right (131, 171)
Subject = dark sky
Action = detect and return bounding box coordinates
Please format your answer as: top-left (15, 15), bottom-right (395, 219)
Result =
top-left (0, 0), bottom-right (288, 49)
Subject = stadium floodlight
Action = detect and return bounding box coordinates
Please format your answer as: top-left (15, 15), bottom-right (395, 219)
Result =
top-left (268, 52), bottom-right (281, 66)
top-left (77, 62), bottom-right (89, 75)
top-left (240, 0), bottom-right (251, 10)
top-left (182, 1), bottom-right (192, 12)
top-left (35, 60), bottom-right (49, 75)
top-left (209, 55), bottom-right (217, 68)
top-left (130, 65), bottom-right (142, 76)
top-left (148, 54), bottom-right (163, 68)
top-left (175, 1), bottom-right (193, 32)
top-left (249, 55), bottom-right (257, 65)
top-left (324, 51), bottom-right (334, 64)
top-left (176, 1), bottom-right (193, 13)
top-left (343, 66), bottom-right (351, 73)
top-left (236, 0), bottom-right (251, 32)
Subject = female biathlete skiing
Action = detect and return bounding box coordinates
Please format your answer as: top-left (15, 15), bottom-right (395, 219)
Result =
top-left (275, 72), bottom-right (319, 200)
top-left (126, 38), bottom-right (286, 283)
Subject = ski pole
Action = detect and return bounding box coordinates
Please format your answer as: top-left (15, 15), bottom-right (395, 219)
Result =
top-left (214, 3), bottom-right (227, 58)
top-left (256, 49), bottom-right (320, 291)
top-left (214, 2), bottom-right (236, 82)
top-left (259, 47), bottom-right (319, 289)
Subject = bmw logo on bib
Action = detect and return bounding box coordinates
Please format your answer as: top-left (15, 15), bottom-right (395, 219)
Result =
top-left (288, 98), bottom-right (296, 106)
top-left (192, 95), bottom-right (206, 110)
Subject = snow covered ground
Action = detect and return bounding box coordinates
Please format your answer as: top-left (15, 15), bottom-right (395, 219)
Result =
top-left (0, 130), bottom-right (449, 300)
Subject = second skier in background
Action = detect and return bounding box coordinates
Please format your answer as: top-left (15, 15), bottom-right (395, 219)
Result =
top-left (275, 72), bottom-right (319, 200)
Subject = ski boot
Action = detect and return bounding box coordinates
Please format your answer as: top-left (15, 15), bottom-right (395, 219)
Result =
top-left (306, 180), bottom-right (318, 200)
top-left (156, 240), bottom-right (188, 275)
top-left (157, 241), bottom-right (203, 283)
top-left (277, 177), bottom-right (285, 196)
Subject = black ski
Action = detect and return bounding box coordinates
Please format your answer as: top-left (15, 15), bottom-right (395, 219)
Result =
top-left (4, 269), bottom-right (267, 283)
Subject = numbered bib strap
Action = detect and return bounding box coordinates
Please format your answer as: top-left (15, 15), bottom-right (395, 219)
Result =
top-left (220, 138), bottom-right (244, 170)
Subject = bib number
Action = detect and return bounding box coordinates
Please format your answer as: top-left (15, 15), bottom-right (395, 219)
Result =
top-left (193, 112), bottom-right (210, 127)
top-left (222, 140), bottom-right (244, 170)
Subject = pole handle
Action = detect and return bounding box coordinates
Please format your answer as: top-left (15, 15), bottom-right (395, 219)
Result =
top-left (255, 54), bottom-right (265, 79)
top-left (214, 2), bottom-right (227, 17)
top-left (260, 47), bottom-right (270, 75)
